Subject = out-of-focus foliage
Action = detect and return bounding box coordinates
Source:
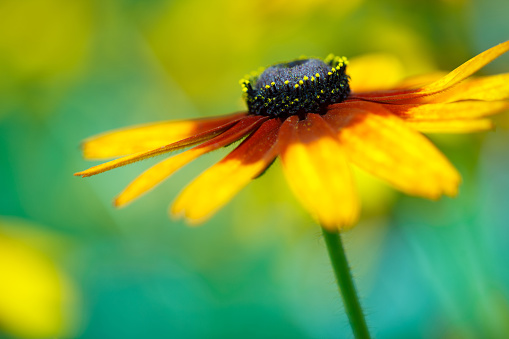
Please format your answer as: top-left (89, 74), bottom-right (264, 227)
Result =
top-left (1, 0), bottom-right (508, 338)
top-left (0, 0), bottom-right (92, 119)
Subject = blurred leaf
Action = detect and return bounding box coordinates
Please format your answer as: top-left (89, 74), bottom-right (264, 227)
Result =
top-left (0, 0), bottom-right (92, 118)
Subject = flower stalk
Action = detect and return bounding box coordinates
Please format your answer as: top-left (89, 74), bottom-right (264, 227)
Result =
top-left (322, 227), bottom-right (371, 339)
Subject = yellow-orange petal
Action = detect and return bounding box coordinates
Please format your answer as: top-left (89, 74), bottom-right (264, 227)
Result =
top-left (419, 40), bottom-right (509, 96)
top-left (347, 54), bottom-right (405, 93)
top-left (323, 101), bottom-right (461, 199)
top-left (404, 119), bottom-right (494, 133)
top-left (74, 117), bottom-right (241, 178)
top-left (171, 118), bottom-right (281, 224)
top-left (278, 114), bottom-right (359, 231)
top-left (114, 115), bottom-right (267, 207)
top-left (81, 112), bottom-right (246, 160)
top-left (353, 40), bottom-right (509, 102)
top-left (431, 73), bottom-right (509, 103)
top-left (385, 101), bottom-right (509, 120)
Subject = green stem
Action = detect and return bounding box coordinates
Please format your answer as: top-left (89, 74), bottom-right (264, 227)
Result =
top-left (322, 227), bottom-right (371, 339)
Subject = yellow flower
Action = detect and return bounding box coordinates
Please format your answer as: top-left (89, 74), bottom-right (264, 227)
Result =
top-left (75, 41), bottom-right (509, 231)
top-left (0, 220), bottom-right (79, 338)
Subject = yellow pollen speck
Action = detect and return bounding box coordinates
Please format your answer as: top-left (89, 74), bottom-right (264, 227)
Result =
top-left (265, 85), bottom-right (271, 89)
top-left (315, 73), bottom-right (320, 77)
top-left (311, 76), bottom-right (315, 81)
top-left (271, 82), bottom-right (276, 86)
top-left (303, 76), bottom-right (309, 81)
top-left (284, 80), bottom-right (289, 85)
top-left (321, 90), bottom-right (324, 93)
top-left (299, 80), bottom-right (304, 85)
top-left (295, 84), bottom-right (299, 88)
top-left (328, 72), bottom-right (332, 75)
top-left (295, 98), bottom-right (299, 102)
top-left (316, 95), bottom-right (320, 98)
top-left (242, 88), bottom-right (248, 92)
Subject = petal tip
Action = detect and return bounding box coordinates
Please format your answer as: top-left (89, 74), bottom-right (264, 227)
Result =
top-left (113, 196), bottom-right (128, 209)
top-left (168, 205), bottom-right (207, 227)
top-left (184, 217), bottom-right (206, 227)
top-left (74, 171), bottom-right (87, 177)
top-left (445, 185), bottom-right (460, 199)
top-left (169, 203), bottom-right (186, 222)
top-left (169, 201), bottom-right (182, 216)
top-left (169, 211), bottom-right (180, 222)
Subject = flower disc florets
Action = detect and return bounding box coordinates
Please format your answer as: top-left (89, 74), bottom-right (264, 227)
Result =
top-left (240, 55), bottom-right (350, 117)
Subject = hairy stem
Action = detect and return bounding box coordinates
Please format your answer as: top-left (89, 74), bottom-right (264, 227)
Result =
top-left (322, 227), bottom-right (370, 339)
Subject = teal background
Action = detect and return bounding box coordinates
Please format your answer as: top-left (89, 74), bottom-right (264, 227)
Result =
top-left (1, 0), bottom-right (509, 338)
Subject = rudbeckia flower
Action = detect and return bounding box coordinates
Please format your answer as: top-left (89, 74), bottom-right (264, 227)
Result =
top-left (75, 41), bottom-right (509, 231)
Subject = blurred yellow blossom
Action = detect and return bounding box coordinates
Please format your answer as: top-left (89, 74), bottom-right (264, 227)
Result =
top-left (0, 219), bottom-right (79, 338)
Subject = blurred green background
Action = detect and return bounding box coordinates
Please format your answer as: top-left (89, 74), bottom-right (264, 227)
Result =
top-left (1, 0), bottom-right (509, 338)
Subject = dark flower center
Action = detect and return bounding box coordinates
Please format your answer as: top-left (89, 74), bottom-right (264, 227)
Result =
top-left (240, 55), bottom-right (350, 117)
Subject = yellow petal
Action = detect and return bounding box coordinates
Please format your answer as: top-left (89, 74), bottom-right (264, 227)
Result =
top-left (352, 40), bottom-right (509, 102)
top-left (420, 40), bottom-right (509, 96)
top-left (324, 101), bottom-right (461, 199)
top-left (278, 114), bottom-right (359, 231)
top-left (385, 101), bottom-right (509, 120)
top-left (114, 115), bottom-right (267, 207)
top-left (405, 119), bottom-right (494, 133)
top-left (74, 117), bottom-right (240, 177)
top-left (82, 113), bottom-right (245, 159)
top-left (431, 73), bottom-right (509, 102)
top-left (171, 118), bottom-right (281, 224)
top-left (347, 54), bottom-right (405, 93)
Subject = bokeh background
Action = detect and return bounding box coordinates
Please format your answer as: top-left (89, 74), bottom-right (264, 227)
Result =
top-left (1, 0), bottom-right (509, 338)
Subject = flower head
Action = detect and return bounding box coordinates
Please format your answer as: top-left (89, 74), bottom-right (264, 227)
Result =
top-left (241, 55), bottom-right (350, 117)
top-left (75, 41), bottom-right (509, 231)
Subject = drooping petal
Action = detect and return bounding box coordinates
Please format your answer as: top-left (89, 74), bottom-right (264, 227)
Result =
top-left (347, 54), bottom-right (405, 93)
top-left (81, 112), bottom-right (246, 159)
top-left (114, 115), bottom-right (268, 207)
top-left (385, 101), bottom-right (509, 120)
top-left (352, 40), bottom-right (509, 102)
top-left (323, 101), bottom-right (461, 199)
top-left (74, 117), bottom-right (242, 178)
top-left (171, 118), bottom-right (282, 224)
top-left (404, 119), bottom-right (493, 133)
top-left (430, 73), bottom-right (509, 102)
top-left (278, 114), bottom-right (359, 231)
